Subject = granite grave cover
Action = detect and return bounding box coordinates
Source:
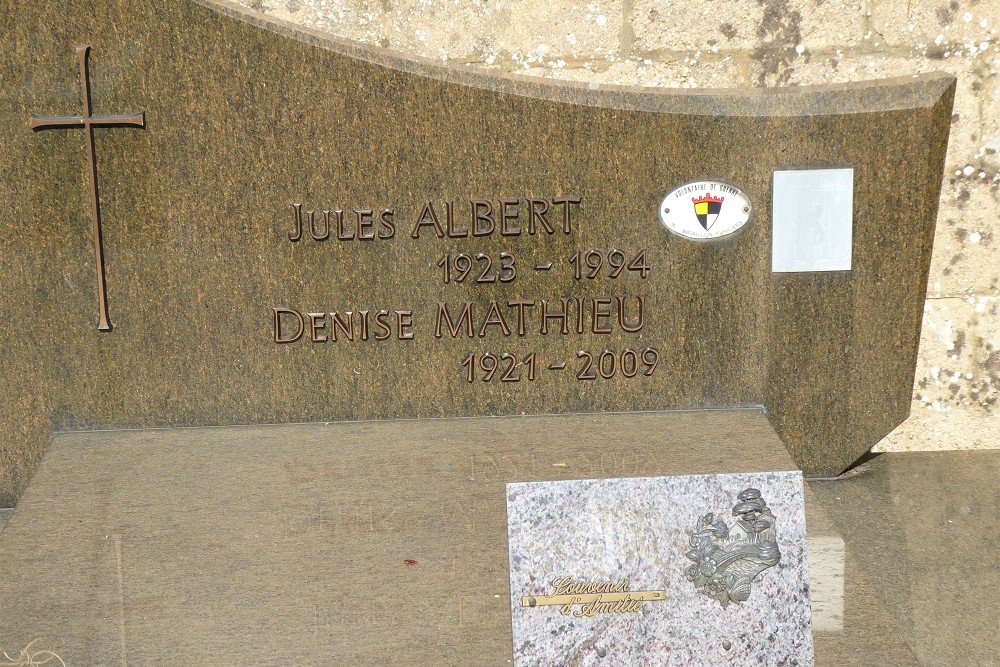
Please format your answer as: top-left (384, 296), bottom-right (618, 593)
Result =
top-left (507, 471), bottom-right (813, 666)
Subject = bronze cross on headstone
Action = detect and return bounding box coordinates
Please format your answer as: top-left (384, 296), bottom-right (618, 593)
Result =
top-left (31, 45), bottom-right (145, 332)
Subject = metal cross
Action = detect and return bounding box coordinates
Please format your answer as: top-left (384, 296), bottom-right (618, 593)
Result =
top-left (31, 45), bottom-right (145, 332)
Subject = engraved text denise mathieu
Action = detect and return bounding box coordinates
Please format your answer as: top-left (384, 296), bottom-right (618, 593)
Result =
top-left (276, 194), bottom-right (666, 385)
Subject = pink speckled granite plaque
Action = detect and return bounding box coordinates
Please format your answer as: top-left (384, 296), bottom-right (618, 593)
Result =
top-left (506, 472), bottom-right (814, 666)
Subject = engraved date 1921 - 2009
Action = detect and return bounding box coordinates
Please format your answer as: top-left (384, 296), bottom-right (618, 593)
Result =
top-left (461, 348), bottom-right (659, 382)
top-left (277, 195), bottom-right (657, 386)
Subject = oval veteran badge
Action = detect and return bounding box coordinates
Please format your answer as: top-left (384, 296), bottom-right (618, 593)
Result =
top-left (659, 181), bottom-right (752, 240)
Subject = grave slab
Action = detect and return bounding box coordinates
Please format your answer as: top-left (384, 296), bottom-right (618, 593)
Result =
top-left (0, 411), bottom-right (922, 665)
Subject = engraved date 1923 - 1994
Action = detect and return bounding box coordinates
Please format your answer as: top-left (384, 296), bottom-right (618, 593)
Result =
top-left (461, 348), bottom-right (659, 382)
top-left (436, 249), bottom-right (650, 284)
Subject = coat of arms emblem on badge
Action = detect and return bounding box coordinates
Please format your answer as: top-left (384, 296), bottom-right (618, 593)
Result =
top-left (684, 488), bottom-right (781, 607)
top-left (691, 192), bottom-right (724, 230)
top-left (660, 180), bottom-right (752, 240)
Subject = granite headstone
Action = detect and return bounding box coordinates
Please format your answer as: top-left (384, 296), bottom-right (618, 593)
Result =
top-left (0, 0), bottom-right (953, 506)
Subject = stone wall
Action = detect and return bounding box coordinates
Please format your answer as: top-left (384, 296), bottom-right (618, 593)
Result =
top-left (234, 0), bottom-right (1000, 452)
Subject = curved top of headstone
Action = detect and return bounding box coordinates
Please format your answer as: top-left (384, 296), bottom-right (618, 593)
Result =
top-left (196, 0), bottom-right (953, 117)
top-left (0, 0), bottom-right (956, 504)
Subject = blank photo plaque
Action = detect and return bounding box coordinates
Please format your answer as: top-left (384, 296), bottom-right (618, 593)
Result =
top-left (772, 168), bottom-right (854, 273)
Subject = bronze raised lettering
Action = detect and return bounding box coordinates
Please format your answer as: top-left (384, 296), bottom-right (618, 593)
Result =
top-left (435, 302), bottom-right (474, 338)
top-left (445, 200), bottom-right (468, 238)
top-left (308, 312), bottom-right (328, 342)
top-left (471, 199), bottom-right (495, 237)
top-left (540, 298), bottom-right (570, 335)
top-left (477, 301), bottom-right (512, 337)
top-left (526, 198), bottom-right (553, 234)
top-left (373, 310), bottom-right (392, 340)
top-left (507, 299), bottom-right (535, 336)
top-left (335, 209), bottom-right (353, 240)
top-left (591, 297), bottom-right (613, 334)
top-left (273, 307), bottom-right (305, 343)
top-left (617, 296), bottom-right (645, 333)
top-left (551, 196), bottom-right (582, 234)
top-left (498, 253), bottom-right (517, 283)
top-left (331, 311), bottom-right (355, 342)
top-left (412, 201), bottom-right (445, 239)
top-left (355, 209), bottom-right (375, 240)
top-left (395, 310), bottom-right (415, 339)
top-left (499, 198), bottom-right (521, 236)
top-left (378, 209), bottom-right (396, 239)
top-left (311, 210), bottom-right (330, 241)
top-left (358, 310), bottom-right (370, 340)
top-left (289, 203), bottom-right (303, 242)
top-left (274, 308), bottom-right (417, 343)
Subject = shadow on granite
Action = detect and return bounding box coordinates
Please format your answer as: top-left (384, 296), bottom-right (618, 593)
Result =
top-left (808, 451), bottom-right (1000, 667)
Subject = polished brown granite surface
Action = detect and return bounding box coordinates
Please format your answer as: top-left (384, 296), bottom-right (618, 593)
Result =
top-left (0, 411), bottom-right (929, 666)
top-left (809, 450), bottom-right (1000, 667)
top-left (0, 0), bottom-right (953, 503)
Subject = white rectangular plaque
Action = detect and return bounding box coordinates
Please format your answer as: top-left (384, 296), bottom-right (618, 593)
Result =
top-left (772, 167), bottom-right (854, 272)
top-left (506, 471), bottom-right (815, 666)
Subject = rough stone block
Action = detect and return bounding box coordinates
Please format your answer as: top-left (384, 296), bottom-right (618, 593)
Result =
top-left (942, 60), bottom-right (994, 170)
top-left (877, 298), bottom-right (983, 450)
top-left (630, 0), bottom-right (866, 66)
top-left (785, 0), bottom-right (869, 50)
top-left (248, 0), bottom-right (624, 64)
top-left (878, 397), bottom-right (1000, 451)
top-left (972, 295), bottom-right (1000, 401)
top-left (879, 295), bottom-right (1000, 451)
top-left (928, 178), bottom-right (1000, 297)
top-left (912, 298), bottom-right (982, 406)
top-left (629, 0), bottom-right (767, 54)
top-left (870, 0), bottom-right (998, 50)
top-left (981, 64), bottom-right (1000, 163)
